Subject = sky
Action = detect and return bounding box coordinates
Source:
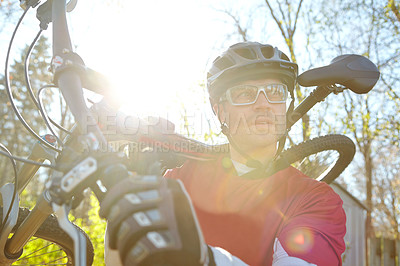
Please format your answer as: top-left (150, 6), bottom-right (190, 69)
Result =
top-left (68, 0), bottom-right (226, 109)
top-left (70, 1), bottom-right (253, 110)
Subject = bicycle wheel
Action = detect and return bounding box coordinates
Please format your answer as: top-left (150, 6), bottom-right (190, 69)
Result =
top-left (279, 134), bottom-right (356, 184)
top-left (1, 207), bottom-right (94, 265)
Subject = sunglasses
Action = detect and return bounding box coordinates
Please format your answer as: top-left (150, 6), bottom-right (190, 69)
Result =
top-left (222, 84), bottom-right (288, 106)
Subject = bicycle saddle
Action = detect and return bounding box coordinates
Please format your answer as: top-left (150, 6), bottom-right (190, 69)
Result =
top-left (297, 54), bottom-right (380, 94)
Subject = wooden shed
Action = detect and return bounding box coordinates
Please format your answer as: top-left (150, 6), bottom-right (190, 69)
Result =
top-left (331, 182), bottom-right (368, 266)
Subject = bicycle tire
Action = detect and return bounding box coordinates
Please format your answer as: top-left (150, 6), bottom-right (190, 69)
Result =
top-left (279, 134), bottom-right (355, 184)
top-left (0, 207), bottom-right (94, 265)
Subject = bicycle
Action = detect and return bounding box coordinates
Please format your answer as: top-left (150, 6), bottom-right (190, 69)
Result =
top-left (0, 0), bottom-right (380, 265)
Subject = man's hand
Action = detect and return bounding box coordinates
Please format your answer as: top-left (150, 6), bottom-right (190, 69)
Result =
top-left (99, 174), bottom-right (210, 266)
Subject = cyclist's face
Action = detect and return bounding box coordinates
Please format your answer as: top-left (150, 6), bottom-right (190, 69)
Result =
top-left (215, 78), bottom-right (287, 152)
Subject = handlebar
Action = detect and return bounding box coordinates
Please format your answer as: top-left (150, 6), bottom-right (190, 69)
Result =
top-left (51, 0), bottom-right (107, 146)
top-left (51, 0), bottom-right (88, 127)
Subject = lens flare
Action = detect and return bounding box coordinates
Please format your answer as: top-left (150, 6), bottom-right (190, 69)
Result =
top-left (284, 228), bottom-right (314, 254)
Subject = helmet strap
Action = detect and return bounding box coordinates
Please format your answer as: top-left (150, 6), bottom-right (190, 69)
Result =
top-left (274, 96), bottom-right (295, 160)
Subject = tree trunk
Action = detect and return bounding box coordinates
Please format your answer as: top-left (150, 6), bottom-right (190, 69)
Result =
top-left (389, 0), bottom-right (400, 23)
top-left (364, 143), bottom-right (373, 266)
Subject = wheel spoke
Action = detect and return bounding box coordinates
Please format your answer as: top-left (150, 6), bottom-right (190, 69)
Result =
top-left (17, 248), bottom-right (64, 260)
top-left (17, 242), bottom-right (58, 260)
top-left (46, 255), bottom-right (68, 264)
top-left (11, 263), bottom-right (67, 265)
top-left (14, 238), bottom-right (68, 265)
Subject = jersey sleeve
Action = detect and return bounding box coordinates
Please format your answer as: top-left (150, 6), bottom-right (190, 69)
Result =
top-left (277, 182), bottom-right (346, 266)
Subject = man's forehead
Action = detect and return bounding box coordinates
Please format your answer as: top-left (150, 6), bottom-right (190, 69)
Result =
top-left (235, 78), bottom-right (284, 86)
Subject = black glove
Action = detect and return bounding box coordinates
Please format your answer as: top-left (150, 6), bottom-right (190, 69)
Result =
top-left (99, 174), bottom-right (213, 266)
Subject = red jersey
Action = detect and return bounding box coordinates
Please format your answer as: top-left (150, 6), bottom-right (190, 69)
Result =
top-left (164, 154), bottom-right (346, 266)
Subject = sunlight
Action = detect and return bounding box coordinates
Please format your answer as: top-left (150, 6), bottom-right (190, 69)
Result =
top-left (59, 0), bottom-right (247, 142)
top-left (69, 0), bottom-right (216, 120)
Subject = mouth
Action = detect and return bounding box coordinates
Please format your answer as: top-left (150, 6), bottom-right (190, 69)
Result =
top-left (254, 117), bottom-right (274, 126)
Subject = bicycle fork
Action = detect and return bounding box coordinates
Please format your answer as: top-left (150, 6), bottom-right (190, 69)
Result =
top-left (0, 136), bottom-right (56, 264)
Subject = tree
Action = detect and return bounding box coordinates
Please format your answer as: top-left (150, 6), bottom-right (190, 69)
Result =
top-left (373, 145), bottom-right (400, 240)
top-left (306, 1), bottom-right (400, 264)
top-left (0, 35), bottom-right (52, 190)
top-left (388, 0), bottom-right (400, 23)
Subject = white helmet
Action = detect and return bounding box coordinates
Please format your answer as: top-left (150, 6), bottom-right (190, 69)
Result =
top-left (207, 42), bottom-right (298, 101)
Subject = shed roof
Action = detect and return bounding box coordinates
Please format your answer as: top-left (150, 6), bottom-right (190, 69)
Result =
top-left (330, 182), bottom-right (369, 211)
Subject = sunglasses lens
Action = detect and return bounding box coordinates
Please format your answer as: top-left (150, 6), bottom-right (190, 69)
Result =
top-left (266, 84), bottom-right (287, 102)
top-left (228, 86), bottom-right (258, 104)
top-left (227, 84), bottom-right (288, 105)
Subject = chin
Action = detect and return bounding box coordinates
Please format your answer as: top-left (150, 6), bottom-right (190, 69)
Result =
top-left (253, 135), bottom-right (280, 147)
top-left (234, 134), bottom-right (279, 151)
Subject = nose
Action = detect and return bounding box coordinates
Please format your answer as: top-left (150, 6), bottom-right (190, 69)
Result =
top-left (252, 91), bottom-right (272, 110)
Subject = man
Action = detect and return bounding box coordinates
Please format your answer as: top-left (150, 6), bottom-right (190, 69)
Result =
top-left (103, 42), bottom-right (346, 265)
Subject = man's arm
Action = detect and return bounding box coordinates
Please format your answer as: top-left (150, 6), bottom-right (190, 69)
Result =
top-left (275, 183), bottom-right (346, 266)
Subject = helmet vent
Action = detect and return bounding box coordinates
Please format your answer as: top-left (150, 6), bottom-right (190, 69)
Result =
top-left (234, 48), bottom-right (257, 59)
top-left (260, 46), bottom-right (274, 59)
top-left (214, 56), bottom-right (235, 70)
top-left (280, 52), bottom-right (290, 61)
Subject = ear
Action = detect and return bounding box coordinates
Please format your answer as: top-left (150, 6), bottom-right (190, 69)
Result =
top-left (213, 102), bottom-right (227, 124)
top-left (210, 97), bottom-right (227, 124)
top-left (212, 102), bottom-right (219, 116)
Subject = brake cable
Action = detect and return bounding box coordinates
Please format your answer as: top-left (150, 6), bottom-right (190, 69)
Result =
top-left (4, 6), bottom-right (62, 153)
top-left (24, 30), bottom-right (72, 137)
